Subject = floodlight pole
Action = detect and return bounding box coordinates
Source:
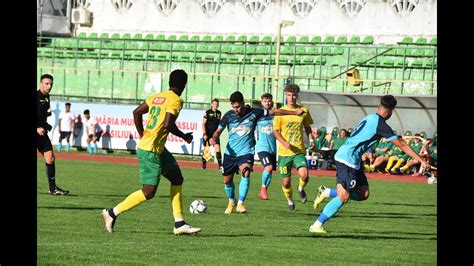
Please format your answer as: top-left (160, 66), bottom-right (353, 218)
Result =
top-left (273, 20), bottom-right (294, 108)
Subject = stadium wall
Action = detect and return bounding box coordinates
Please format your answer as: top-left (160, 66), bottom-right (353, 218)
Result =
top-left (77, 0), bottom-right (436, 44)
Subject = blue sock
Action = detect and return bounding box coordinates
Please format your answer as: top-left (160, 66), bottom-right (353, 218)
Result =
top-left (262, 170), bottom-right (270, 187)
top-left (57, 142), bottom-right (62, 152)
top-left (87, 144), bottom-right (92, 153)
top-left (265, 172), bottom-right (272, 188)
top-left (66, 143), bottom-right (70, 152)
top-left (93, 143), bottom-right (98, 153)
top-left (330, 189), bottom-right (337, 197)
top-left (224, 182), bottom-right (235, 200)
top-left (317, 197), bottom-right (343, 224)
top-left (350, 191), bottom-right (362, 201)
top-left (238, 177), bottom-right (250, 201)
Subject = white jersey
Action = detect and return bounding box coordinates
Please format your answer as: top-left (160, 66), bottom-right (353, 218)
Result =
top-left (59, 111), bottom-right (75, 132)
top-left (85, 117), bottom-right (102, 133)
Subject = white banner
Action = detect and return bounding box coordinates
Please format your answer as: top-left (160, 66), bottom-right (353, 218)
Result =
top-left (47, 101), bottom-right (206, 155)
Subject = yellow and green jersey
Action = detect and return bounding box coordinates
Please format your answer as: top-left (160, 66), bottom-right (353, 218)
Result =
top-left (138, 90), bottom-right (183, 154)
top-left (273, 105), bottom-right (313, 156)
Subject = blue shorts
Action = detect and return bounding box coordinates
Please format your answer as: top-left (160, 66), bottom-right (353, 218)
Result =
top-left (335, 161), bottom-right (368, 192)
top-left (59, 131), bottom-right (72, 140)
top-left (257, 152), bottom-right (276, 170)
top-left (222, 153), bottom-right (254, 176)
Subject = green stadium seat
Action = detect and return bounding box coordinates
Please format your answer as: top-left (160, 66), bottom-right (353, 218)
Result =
top-left (286, 36), bottom-right (297, 43)
top-left (155, 34), bottom-right (165, 41)
top-left (261, 36), bottom-right (272, 43)
top-left (246, 46), bottom-right (256, 54)
top-left (332, 47), bottom-right (344, 55)
top-left (110, 33), bottom-right (120, 39)
top-left (384, 48), bottom-right (396, 56)
top-left (99, 33), bottom-right (109, 39)
top-left (251, 55), bottom-right (264, 64)
top-left (274, 36), bottom-right (284, 43)
top-left (150, 42), bottom-right (161, 50)
top-left (336, 36), bottom-right (347, 44)
top-left (77, 32), bottom-right (87, 38)
top-left (424, 59), bottom-right (436, 69)
top-left (213, 35), bottom-right (223, 42)
top-left (415, 37), bottom-right (427, 45)
top-left (121, 33), bottom-right (132, 39)
top-left (307, 47), bottom-right (320, 55)
top-left (281, 46), bottom-right (294, 55)
top-left (411, 49), bottom-right (424, 57)
top-left (429, 37), bottom-right (437, 46)
top-left (154, 52), bottom-right (170, 61)
top-left (295, 46), bottom-right (306, 55)
top-left (190, 35), bottom-right (200, 42)
top-left (367, 59), bottom-right (380, 67)
top-left (237, 35), bottom-right (247, 43)
top-left (225, 36), bottom-right (235, 42)
top-left (394, 57), bottom-right (407, 68)
top-left (298, 36), bottom-right (309, 44)
top-left (173, 44), bottom-right (185, 51)
top-left (399, 37), bottom-right (413, 45)
top-left (127, 41), bottom-right (139, 50)
top-left (410, 59), bottom-right (423, 68)
top-left (256, 46), bottom-right (270, 54)
top-left (167, 35), bottom-right (177, 41)
top-left (249, 36), bottom-right (259, 43)
top-left (310, 36), bottom-right (321, 44)
top-left (322, 36), bottom-right (335, 44)
top-left (315, 57), bottom-right (327, 65)
top-left (208, 45), bottom-right (219, 53)
top-left (424, 49), bottom-right (435, 58)
top-left (322, 47), bottom-right (332, 55)
top-left (381, 57), bottom-right (394, 67)
top-left (220, 44), bottom-right (231, 53)
top-left (160, 43), bottom-right (171, 51)
top-left (131, 51), bottom-right (145, 60)
top-left (133, 33), bottom-right (143, 40)
top-left (144, 34), bottom-right (154, 40)
top-left (183, 44), bottom-right (195, 52)
top-left (196, 44), bottom-right (207, 52)
top-left (349, 36), bottom-right (360, 44)
top-left (361, 36), bottom-right (374, 44)
top-left (178, 35), bottom-right (189, 42)
top-left (231, 45), bottom-right (244, 54)
top-left (396, 48), bottom-right (408, 56)
top-left (202, 35), bottom-right (212, 42)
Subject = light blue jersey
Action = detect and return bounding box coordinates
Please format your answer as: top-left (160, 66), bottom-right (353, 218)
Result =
top-left (256, 115), bottom-right (276, 154)
top-left (219, 107), bottom-right (268, 157)
top-left (335, 113), bottom-right (397, 170)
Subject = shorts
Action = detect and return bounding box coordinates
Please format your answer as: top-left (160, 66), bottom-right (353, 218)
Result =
top-left (335, 161), bottom-right (368, 192)
top-left (37, 134), bottom-right (53, 153)
top-left (277, 153), bottom-right (307, 178)
top-left (222, 153), bottom-right (254, 176)
top-left (257, 152), bottom-right (276, 170)
top-left (59, 131), bottom-right (72, 140)
top-left (88, 131), bottom-right (103, 142)
top-left (137, 148), bottom-right (180, 186)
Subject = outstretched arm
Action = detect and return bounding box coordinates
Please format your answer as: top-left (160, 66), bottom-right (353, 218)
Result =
top-left (209, 127), bottom-right (223, 146)
top-left (391, 138), bottom-right (431, 170)
top-left (164, 112), bottom-right (193, 143)
top-left (269, 108), bottom-right (304, 116)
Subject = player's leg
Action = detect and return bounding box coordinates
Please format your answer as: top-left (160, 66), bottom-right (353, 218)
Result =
top-left (161, 150), bottom-right (201, 235)
top-left (101, 148), bottom-right (159, 233)
top-left (313, 185), bottom-right (337, 211)
top-left (236, 155), bottom-right (253, 213)
top-left (86, 135), bottom-right (93, 153)
top-left (214, 141), bottom-right (223, 170)
top-left (38, 134), bottom-right (69, 195)
top-left (57, 133), bottom-right (63, 152)
top-left (257, 152), bottom-right (273, 200)
top-left (294, 153), bottom-right (309, 203)
top-left (93, 133), bottom-right (101, 154)
top-left (279, 156), bottom-right (295, 211)
top-left (390, 158), bottom-right (406, 174)
top-left (201, 139), bottom-right (208, 169)
top-left (222, 154), bottom-right (237, 214)
top-left (385, 155), bottom-right (398, 173)
top-left (65, 132), bottom-right (71, 152)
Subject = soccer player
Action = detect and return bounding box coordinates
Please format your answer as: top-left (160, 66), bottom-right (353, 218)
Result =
top-left (256, 93), bottom-right (276, 200)
top-left (57, 102), bottom-right (75, 152)
top-left (273, 84), bottom-right (315, 211)
top-left (309, 95), bottom-right (432, 234)
top-left (36, 74), bottom-right (69, 195)
top-left (101, 69), bottom-right (201, 235)
top-left (83, 109), bottom-right (103, 154)
top-left (210, 91), bottom-right (303, 214)
top-left (201, 98), bottom-right (223, 170)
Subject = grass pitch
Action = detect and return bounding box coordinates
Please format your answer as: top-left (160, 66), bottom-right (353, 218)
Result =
top-left (37, 158), bottom-right (436, 265)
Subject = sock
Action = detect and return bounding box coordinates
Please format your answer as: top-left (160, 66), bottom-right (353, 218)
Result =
top-left (385, 156), bottom-right (397, 171)
top-left (298, 178), bottom-right (307, 192)
top-left (170, 185), bottom-right (184, 222)
top-left (174, 220), bottom-right (185, 229)
top-left (116, 190), bottom-right (147, 214)
top-left (108, 208), bottom-right (117, 218)
top-left (282, 185), bottom-right (292, 200)
top-left (265, 172), bottom-right (272, 187)
top-left (238, 177), bottom-right (250, 202)
top-left (45, 163), bottom-right (56, 192)
top-left (202, 157), bottom-right (206, 164)
top-left (57, 142), bottom-right (62, 152)
top-left (87, 144), bottom-right (92, 153)
top-left (224, 182), bottom-right (235, 200)
top-left (93, 143), bottom-right (98, 153)
top-left (369, 164), bottom-right (375, 171)
top-left (400, 164), bottom-right (409, 173)
top-left (350, 191), bottom-right (362, 201)
top-left (324, 188), bottom-right (337, 198)
top-left (261, 170), bottom-right (271, 187)
top-left (392, 159), bottom-right (405, 170)
top-left (316, 197), bottom-right (343, 225)
top-left (216, 152), bottom-right (222, 167)
top-left (66, 143), bottom-right (70, 152)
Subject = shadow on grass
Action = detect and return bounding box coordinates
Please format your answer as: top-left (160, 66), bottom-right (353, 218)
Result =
top-left (303, 212), bottom-right (436, 219)
top-left (276, 233), bottom-right (436, 240)
top-left (373, 202), bottom-right (436, 207)
top-left (38, 206), bottom-right (104, 210)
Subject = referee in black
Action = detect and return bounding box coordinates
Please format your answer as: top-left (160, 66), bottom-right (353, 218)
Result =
top-left (202, 98), bottom-right (223, 170)
top-left (37, 74), bottom-right (69, 195)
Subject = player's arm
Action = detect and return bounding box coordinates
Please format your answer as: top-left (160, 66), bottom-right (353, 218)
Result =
top-left (274, 129), bottom-right (291, 149)
top-left (304, 126), bottom-right (315, 149)
top-left (202, 115), bottom-right (208, 141)
top-left (70, 117), bottom-right (75, 133)
top-left (92, 124), bottom-right (97, 141)
top-left (391, 138), bottom-right (431, 170)
top-left (209, 114), bottom-right (227, 145)
top-left (269, 108), bottom-right (304, 116)
top-left (133, 102), bottom-right (148, 138)
top-left (164, 112), bottom-right (193, 144)
top-left (58, 118), bottom-right (62, 132)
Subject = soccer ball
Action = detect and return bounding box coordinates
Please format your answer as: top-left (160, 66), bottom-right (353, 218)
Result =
top-left (189, 199), bottom-right (208, 214)
top-left (427, 176), bottom-right (437, 184)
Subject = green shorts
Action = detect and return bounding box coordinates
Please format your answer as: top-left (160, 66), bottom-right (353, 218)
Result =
top-left (278, 153), bottom-right (307, 178)
top-left (137, 148), bottom-right (180, 186)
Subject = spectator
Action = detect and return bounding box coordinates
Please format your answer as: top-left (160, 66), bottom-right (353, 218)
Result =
top-left (83, 109), bottom-right (103, 154)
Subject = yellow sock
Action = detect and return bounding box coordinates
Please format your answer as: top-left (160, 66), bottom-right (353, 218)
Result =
top-left (282, 185), bottom-right (292, 200)
top-left (170, 185), bottom-right (184, 221)
top-left (392, 159), bottom-right (405, 170)
top-left (369, 164), bottom-right (375, 172)
top-left (116, 189), bottom-right (147, 214)
top-left (385, 156), bottom-right (397, 171)
top-left (298, 178), bottom-right (307, 192)
top-left (400, 165), bottom-right (409, 172)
